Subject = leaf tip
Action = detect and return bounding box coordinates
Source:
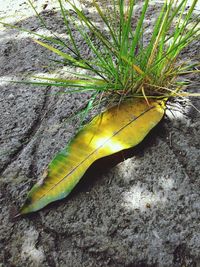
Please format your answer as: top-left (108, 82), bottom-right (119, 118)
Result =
top-left (19, 194), bottom-right (36, 215)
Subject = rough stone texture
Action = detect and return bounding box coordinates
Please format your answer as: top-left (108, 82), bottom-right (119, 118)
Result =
top-left (0, 1), bottom-right (200, 267)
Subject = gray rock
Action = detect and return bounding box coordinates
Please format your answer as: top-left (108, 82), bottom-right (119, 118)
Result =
top-left (0, 1), bottom-right (199, 267)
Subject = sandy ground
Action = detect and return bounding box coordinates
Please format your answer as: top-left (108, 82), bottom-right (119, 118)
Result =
top-left (0, 0), bottom-right (200, 266)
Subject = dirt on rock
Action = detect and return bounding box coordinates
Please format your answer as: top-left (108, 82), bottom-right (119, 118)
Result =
top-left (0, 1), bottom-right (200, 267)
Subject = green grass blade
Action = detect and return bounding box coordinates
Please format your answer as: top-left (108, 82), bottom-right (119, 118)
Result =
top-left (33, 39), bottom-right (88, 68)
top-left (28, 0), bottom-right (47, 28)
top-left (130, 0), bottom-right (149, 57)
top-left (58, 0), bottom-right (81, 57)
top-left (92, 0), bottom-right (119, 47)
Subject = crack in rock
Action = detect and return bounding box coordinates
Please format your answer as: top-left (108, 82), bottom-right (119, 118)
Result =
top-left (0, 86), bottom-right (50, 176)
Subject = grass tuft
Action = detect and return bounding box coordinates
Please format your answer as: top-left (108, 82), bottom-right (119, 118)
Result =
top-left (1, 0), bottom-right (200, 111)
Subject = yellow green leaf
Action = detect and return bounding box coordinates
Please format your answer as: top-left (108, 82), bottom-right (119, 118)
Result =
top-left (20, 98), bottom-right (165, 214)
top-left (33, 39), bottom-right (87, 68)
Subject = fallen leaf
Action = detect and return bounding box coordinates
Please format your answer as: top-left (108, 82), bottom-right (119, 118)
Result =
top-left (20, 98), bottom-right (165, 214)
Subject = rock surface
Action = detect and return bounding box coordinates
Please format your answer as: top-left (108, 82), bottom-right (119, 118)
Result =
top-left (0, 1), bottom-right (200, 267)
